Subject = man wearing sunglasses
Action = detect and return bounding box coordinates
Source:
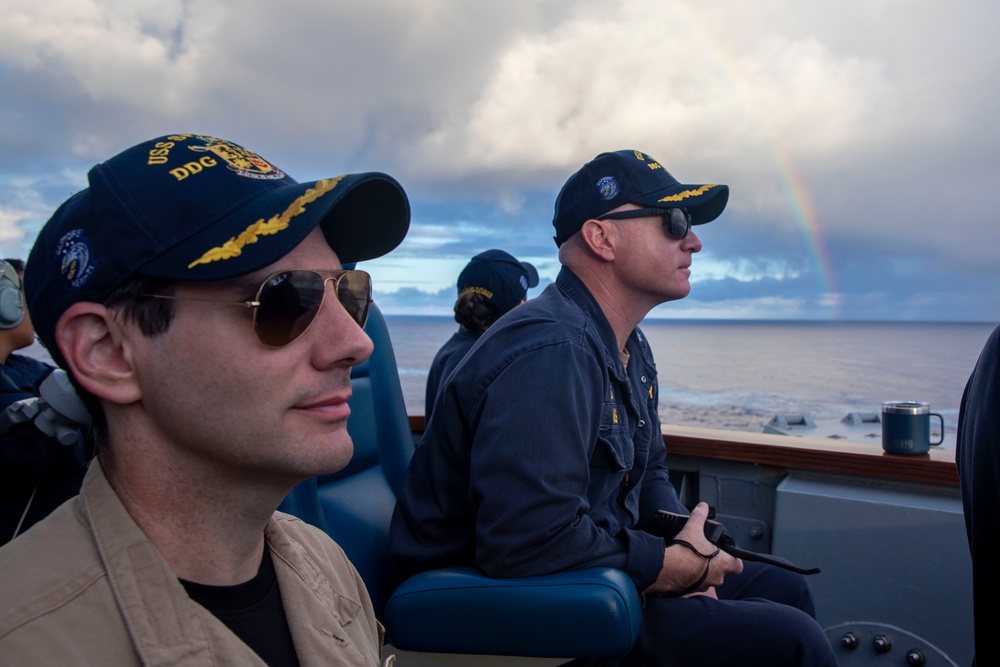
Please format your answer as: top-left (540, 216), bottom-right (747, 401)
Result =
top-left (392, 150), bottom-right (836, 666)
top-left (0, 134), bottom-right (409, 665)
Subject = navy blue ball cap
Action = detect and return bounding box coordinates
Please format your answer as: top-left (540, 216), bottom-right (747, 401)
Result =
top-left (25, 133), bottom-right (410, 367)
top-left (457, 249), bottom-right (539, 316)
top-left (552, 149), bottom-right (729, 246)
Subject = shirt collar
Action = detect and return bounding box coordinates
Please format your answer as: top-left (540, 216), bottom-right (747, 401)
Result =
top-left (555, 266), bottom-right (628, 379)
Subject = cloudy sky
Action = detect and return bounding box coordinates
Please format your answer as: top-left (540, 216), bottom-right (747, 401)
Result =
top-left (2, 0), bottom-right (998, 322)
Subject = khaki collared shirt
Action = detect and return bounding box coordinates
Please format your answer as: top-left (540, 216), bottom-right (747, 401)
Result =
top-left (0, 462), bottom-right (383, 666)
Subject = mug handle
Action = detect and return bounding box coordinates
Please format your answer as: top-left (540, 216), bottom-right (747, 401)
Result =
top-left (930, 413), bottom-right (945, 446)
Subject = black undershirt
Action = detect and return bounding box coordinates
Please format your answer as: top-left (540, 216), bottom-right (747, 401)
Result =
top-left (181, 547), bottom-right (301, 667)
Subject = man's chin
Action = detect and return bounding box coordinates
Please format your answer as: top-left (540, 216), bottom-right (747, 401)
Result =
top-left (310, 436), bottom-right (355, 477)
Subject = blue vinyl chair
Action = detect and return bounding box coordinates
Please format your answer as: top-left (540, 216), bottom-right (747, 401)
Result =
top-left (280, 303), bottom-right (642, 659)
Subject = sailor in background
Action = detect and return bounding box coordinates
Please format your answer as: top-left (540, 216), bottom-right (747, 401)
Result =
top-left (0, 259), bottom-right (88, 545)
top-left (424, 249), bottom-right (538, 418)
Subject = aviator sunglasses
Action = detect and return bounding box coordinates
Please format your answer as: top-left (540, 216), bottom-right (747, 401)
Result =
top-left (143, 269), bottom-right (372, 347)
top-left (597, 206), bottom-right (692, 240)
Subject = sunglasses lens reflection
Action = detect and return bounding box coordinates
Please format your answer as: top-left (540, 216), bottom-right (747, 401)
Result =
top-left (255, 271), bottom-right (323, 347)
top-left (337, 272), bottom-right (372, 330)
top-left (253, 270), bottom-right (372, 347)
top-left (666, 208), bottom-right (691, 239)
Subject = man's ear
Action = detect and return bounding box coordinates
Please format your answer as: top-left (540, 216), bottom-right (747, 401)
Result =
top-left (579, 218), bottom-right (617, 262)
top-left (55, 302), bottom-right (143, 405)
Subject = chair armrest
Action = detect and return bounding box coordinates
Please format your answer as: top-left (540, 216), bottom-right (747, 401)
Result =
top-left (383, 567), bottom-right (642, 658)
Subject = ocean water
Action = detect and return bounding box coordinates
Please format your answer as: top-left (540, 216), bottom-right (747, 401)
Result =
top-left (22, 317), bottom-right (994, 442)
top-left (385, 315), bottom-right (997, 439)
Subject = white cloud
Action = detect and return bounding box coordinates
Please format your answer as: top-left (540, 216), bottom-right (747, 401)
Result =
top-left (0, 0), bottom-right (997, 321)
top-left (0, 171), bottom-right (87, 257)
top-left (1, 0), bottom-right (193, 99)
top-left (691, 254), bottom-right (802, 283)
top-left (412, 0), bottom-right (891, 188)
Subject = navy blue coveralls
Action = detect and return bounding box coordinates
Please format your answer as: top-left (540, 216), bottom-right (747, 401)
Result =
top-left (391, 267), bottom-right (835, 666)
top-left (424, 327), bottom-right (480, 420)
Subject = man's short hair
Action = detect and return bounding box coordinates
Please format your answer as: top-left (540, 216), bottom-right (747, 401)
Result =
top-left (69, 275), bottom-right (176, 444)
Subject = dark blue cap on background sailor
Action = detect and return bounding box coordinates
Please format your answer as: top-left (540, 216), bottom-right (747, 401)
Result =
top-left (552, 149), bottom-right (729, 246)
top-left (24, 133), bottom-right (410, 369)
top-left (457, 249), bottom-right (539, 318)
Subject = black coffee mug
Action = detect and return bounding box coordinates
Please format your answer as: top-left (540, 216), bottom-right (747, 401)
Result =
top-left (881, 401), bottom-right (944, 455)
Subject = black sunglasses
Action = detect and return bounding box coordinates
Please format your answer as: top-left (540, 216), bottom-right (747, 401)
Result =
top-left (142, 269), bottom-right (372, 347)
top-left (597, 207), bottom-right (692, 240)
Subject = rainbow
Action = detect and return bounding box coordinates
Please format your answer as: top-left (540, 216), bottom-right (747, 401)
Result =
top-left (772, 149), bottom-right (842, 319)
top-left (669, 5), bottom-right (842, 319)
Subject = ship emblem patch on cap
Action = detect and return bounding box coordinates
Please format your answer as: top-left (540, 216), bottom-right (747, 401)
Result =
top-left (596, 176), bottom-right (620, 201)
top-left (56, 229), bottom-right (96, 290)
top-left (188, 136), bottom-right (285, 180)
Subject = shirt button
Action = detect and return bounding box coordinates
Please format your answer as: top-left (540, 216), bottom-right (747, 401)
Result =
top-left (639, 420), bottom-right (646, 427)
top-left (641, 376), bottom-right (647, 383)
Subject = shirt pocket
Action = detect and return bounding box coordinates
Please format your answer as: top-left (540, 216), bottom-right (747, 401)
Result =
top-left (590, 433), bottom-right (628, 472)
top-left (592, 396), bottom-right (635, 472)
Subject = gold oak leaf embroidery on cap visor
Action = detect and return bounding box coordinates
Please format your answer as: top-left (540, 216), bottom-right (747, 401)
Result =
top-left (187, 176), bottom-right (345, 269)
top-left (658, 184), bottom-right (719, 203)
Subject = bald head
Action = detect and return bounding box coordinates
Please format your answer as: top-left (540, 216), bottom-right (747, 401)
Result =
top-left (557, 204), bottom-right (636, 273)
